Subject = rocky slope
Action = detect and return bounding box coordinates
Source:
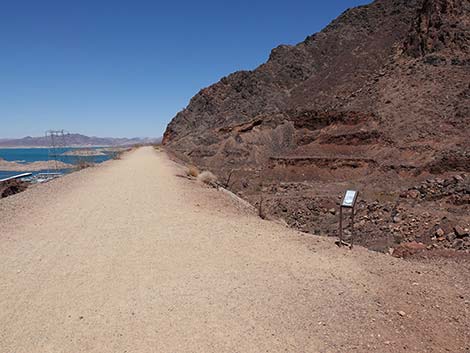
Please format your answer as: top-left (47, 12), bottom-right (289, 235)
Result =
top-left (164, 0), bottom-right (470, 254)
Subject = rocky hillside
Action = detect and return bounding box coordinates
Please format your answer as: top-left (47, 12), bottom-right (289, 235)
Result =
top-left (164, 0), bottom-right (470, 255)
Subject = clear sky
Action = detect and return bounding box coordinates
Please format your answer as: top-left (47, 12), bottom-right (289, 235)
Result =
top-left (0, 0), bottom-right (370, 139)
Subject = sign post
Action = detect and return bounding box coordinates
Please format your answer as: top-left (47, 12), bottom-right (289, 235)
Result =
top-left (338, 190), bottom-right (358, 249)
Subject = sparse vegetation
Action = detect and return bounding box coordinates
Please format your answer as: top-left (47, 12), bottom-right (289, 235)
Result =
top-left (197, 170), bottom-right (217, 185)
top-left (222, 169), bottom-right (236, 189)
top-left (111, 152), bottom-right (122, 160)
top-left (258, 194), bottom-right (266, 220)
top-left (187, 166), bottom-right (199, 178)
top-left (0, 179), bottom-right (29, 198)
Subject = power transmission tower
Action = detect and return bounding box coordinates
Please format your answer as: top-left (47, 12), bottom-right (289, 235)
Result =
top-left (45, 130), bottom-right (69, 173)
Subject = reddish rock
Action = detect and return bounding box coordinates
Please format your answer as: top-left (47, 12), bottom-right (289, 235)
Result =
top-left (392, 242), bottom-right (427, 258)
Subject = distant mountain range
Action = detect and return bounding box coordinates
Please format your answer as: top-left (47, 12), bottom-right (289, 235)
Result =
top-left (0, 134), bottom-right (161, 147)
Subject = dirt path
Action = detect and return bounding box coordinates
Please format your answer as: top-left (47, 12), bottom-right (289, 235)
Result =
top-left (0, 147), bottom-right (468, 353)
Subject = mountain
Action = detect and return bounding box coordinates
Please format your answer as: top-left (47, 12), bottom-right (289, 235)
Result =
top-left (164, 0), bottom-right (470, 253)
top-left (0, 134), bottom-right (160, 147)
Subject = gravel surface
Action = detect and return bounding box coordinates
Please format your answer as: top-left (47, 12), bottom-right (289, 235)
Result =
top-left (0, 147), bottom-right (468, 352)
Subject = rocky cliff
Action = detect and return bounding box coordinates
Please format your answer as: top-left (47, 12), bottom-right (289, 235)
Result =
top-left (164, 0), bottom-right (470, 254)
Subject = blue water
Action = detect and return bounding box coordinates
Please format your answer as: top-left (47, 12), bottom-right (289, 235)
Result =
top-left (0, 148), bottom-right (114, 180)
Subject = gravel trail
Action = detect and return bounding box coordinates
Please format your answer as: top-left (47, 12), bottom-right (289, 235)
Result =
top-left (0, 147), bottom-right (468, 353)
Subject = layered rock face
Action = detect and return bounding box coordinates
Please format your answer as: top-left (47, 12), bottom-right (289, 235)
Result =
top-left (165, 0), bottom-right (468, 170)
top-left (164, 0), bottom-right (470, 253)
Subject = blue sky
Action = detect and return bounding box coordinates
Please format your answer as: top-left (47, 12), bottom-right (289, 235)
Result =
top-left (0, 0), bottom-right (370, 138)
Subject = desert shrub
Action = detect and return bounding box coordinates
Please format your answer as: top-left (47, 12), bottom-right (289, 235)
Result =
top-left (187, 166), bottom-right (199, 178)
top-left (0, 180), bottom-right (28, 198)
top-left (197, 171), bottom-right (217, 185)
top-left (222, 169), bottom-right (236, 189)
top-left (111, 149), bottom-right (128, 160)
top-left (258, 194), bottom-right (266, 219)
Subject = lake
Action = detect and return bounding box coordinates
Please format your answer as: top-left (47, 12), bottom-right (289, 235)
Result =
top-left (0, 148), bottom-right (113, 180)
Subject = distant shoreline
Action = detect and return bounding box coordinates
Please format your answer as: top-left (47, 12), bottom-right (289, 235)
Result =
top-left (0, 159), bottom-right (74, 172)
top-left (0, 145), bottom-right (117, 149)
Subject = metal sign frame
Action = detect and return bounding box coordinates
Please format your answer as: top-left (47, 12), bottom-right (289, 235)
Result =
top-left (338, 190), bottom-right (359, 249)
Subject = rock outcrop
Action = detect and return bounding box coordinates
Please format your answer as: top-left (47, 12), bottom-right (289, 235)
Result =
top-left (164, 0), bottom-right (470, 253)
top-left (165, 0), bottom-right (468, 168)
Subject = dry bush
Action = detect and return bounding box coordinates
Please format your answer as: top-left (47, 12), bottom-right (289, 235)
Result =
top-left (197, 171), bottom-right (217, 185)
top-left (109, 150), bottom-right (124, 160)
top-left (187, 166), bottom-right (199, 178)
top-left (258, 194), bottom-right (267, 219)
top-left (222, 169), bottom-right (236, 189)
top-left (0, 180), bottom-right (28, 198)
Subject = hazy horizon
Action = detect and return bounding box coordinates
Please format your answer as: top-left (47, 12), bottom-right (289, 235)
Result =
top-left (0, 133), bottom-right (160, 140)
top-left (1, 0), bottom-right (370, 138)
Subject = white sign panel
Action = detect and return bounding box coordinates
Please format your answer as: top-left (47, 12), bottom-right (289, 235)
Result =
top-left (342, 190), bottom-right (357, 208)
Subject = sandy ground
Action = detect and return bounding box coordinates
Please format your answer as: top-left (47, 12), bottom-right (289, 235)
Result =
top-left (0, 147), bottom-right (468, 353)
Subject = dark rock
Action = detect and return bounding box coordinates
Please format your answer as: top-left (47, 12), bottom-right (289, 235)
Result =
top-left (454, 226), bottom-right (469, 238)
top-left (446, 233), bottom-right (456, 242)
top-left (452, 239), bottom-right (464, 250)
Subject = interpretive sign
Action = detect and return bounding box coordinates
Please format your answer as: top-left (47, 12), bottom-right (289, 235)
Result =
top-left (338, 190), bottom-right (359, 249)
top-left (342, 190), bottom-right (358, 208)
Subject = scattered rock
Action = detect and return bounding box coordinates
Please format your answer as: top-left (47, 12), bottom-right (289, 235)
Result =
top-left (452, 239), bottom-right (464, 250)
top-left (392, 242), bottom-right (427, 258)
top-left (454, 226), bottom-right (469, 238)
top-left (454, 175), bottom-right (464, 183)
top-left (446, 233), bottom-right (456, 242)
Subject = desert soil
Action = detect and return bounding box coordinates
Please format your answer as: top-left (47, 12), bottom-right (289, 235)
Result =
top-left (0, 147), bottom-right (468, 353)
